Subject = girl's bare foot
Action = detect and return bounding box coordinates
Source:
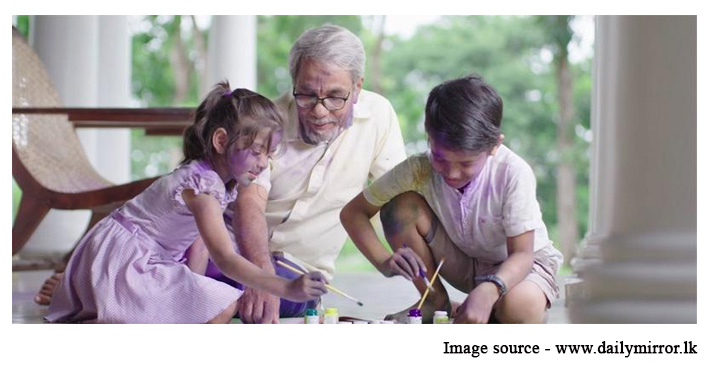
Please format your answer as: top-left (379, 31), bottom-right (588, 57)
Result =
top-left (34, 272), bottom-right (62, 305)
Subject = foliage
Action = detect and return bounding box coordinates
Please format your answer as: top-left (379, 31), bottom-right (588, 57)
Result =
top-left (131, 16), bottom-right (203, 107)
top-left (13, 180), bottom-right (21, 220)
top-left (14, 15), bottom-right (30, 37)
top-left (129, 16), bottom-right (205, 179)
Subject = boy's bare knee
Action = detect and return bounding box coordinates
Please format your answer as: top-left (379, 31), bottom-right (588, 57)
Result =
top-left (495, 281), bottom-right (548, 324)
top-left (380, 192), bottom-right (431, 235)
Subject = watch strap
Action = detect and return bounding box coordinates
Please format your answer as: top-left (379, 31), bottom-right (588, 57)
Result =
top-left (474, 274), bottom-right (507, 299)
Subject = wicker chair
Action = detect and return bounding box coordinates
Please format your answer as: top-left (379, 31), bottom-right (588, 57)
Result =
top-left (12, 27), bottom-right (193, 259)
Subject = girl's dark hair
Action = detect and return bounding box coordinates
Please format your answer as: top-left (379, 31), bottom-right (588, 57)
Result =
top-left (181, 81), bottom-right (284, 165)
top-left (424, 74), bottom-right (503, 153)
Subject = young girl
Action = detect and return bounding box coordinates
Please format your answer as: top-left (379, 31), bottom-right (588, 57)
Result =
top-left (46, 82), bottom-right (327, 323)
top-left (341, 75), bottom-right (563, 324)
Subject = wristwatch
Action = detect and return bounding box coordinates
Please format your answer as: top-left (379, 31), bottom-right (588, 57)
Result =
top-left (475, 275), bottom-right (507, 299)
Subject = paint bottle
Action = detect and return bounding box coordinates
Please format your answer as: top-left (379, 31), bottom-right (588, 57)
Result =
top-left (304, 308), bottom-right (319, 324)
top-left (408, 308), bottom-right (423, 324)
top-left (433, 310), bottom-right (449, 324)
top-left (323, 307), bottom-right (339, 324)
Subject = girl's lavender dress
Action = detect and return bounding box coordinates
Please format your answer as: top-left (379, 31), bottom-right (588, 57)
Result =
top-left (45, 160), bottom-right (243, 323)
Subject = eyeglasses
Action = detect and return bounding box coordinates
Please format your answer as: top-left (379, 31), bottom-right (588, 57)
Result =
top-left (292, 88), bottom-right (351, 111)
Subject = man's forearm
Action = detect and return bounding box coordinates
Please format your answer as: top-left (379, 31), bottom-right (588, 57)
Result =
top-left (232, 195), bottom-right (274, 273)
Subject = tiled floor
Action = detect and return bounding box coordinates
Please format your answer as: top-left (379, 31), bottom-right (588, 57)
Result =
top-left (12, 269), bottom-right (569, 324)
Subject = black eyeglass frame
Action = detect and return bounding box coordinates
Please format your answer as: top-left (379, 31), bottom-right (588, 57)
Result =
top-left (292, 88), bottom-right (351, 111)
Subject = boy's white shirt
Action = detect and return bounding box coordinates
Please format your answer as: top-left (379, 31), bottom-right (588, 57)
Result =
top-left (242, 89), bottom-right (406, 280)
top-left (363, 145), bottom-right (554, 263)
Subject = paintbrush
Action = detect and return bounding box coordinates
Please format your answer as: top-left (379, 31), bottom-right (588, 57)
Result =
top-left (416, 258), bottom-right (445, 311)
top-left (276, 260), bottom-right (364, 306)
top-left (403, 243), bottom-right (435, 292)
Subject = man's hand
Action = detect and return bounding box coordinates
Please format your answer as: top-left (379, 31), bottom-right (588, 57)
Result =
top-left (453, 282), bottom-right (499, 324)
top-left (237, 287), bottom-right (280, 324)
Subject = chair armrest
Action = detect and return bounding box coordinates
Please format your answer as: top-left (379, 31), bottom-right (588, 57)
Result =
top-left (12, 107), bottom-right (194, 136)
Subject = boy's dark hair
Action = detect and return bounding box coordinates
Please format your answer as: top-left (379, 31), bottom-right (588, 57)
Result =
top-left (424, 74), bottom-right (503, 153)
top-left (182, 81), bottom-right (284, 165)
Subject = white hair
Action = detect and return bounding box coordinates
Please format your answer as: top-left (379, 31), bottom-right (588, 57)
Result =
top-left (289, 24), bottom-right (366, 84)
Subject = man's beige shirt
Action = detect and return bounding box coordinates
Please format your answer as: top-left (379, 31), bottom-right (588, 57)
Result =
top-left (252, 89), bottom-right (406, 279)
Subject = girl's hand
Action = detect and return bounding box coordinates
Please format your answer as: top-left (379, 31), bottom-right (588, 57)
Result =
top-left (381, 247), bottom-right (426, 281)
top-left (286, 271), bottom-right (328, 302)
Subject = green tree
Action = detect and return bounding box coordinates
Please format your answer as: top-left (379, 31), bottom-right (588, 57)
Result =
top-left (130, 16), bottom-right (208, 180)
top-left (536, 15), bottom-right (587, 266)
top-left (131, 15), bottom-right (204, 106)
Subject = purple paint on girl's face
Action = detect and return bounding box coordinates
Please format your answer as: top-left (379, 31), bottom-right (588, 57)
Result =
top-left (429, 138), bottom-right (490, 190)
top-left (227, 130), bottom-right (279, 187)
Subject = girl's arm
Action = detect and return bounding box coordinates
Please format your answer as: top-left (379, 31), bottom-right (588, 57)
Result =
top-left (182, 189), bottom-right (327, 302)
top-left (186, 237), bottom-right (209, 274)
top-left (341, 192), bottom-right (425, 280)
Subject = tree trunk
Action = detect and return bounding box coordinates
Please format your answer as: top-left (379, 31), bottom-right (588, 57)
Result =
top-left (170, 16), bottom-right (191, 105)
top-left (190, 15), bottom-right (208, 99)
top-left (556, 55), bottom-right (579, 266)
top-left (369, 16), bottom-right (386, 94)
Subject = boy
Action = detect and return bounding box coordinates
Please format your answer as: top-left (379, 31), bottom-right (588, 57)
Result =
top-left (340, 75), bottom-right (562, 323)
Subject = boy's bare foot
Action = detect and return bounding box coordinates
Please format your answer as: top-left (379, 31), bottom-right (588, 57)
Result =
top-left (34, 272), bottom-right (63, 306)
top-left (384, 298), bottom-right (452, 324)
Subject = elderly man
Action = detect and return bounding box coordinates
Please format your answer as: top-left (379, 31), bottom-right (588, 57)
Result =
top-left (192, 24), bottom-right (406, 323)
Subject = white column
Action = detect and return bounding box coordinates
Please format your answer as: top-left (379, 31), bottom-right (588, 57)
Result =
top-left (22, 16), bottom-right (100, 257)
top-left (96, 15), bottom-right (131, 184)
top-left (207, 15), bottom-right (257, 90)
top-left (569, 16), bottom-right (696, 323)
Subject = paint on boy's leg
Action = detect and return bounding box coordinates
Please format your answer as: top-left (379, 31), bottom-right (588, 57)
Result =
top-left (381, 205), bottom-right (413, 236)
top-left (380, 192), bottom-right (426, 236)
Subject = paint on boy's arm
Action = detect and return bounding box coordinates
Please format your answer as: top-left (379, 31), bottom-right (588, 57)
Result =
top-left (410, 159), bottom-right (432, 189)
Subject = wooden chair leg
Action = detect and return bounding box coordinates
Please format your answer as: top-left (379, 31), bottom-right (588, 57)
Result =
top-left (86, 208), bottom-right (110, 234)
top-left (12, 195), bottom-right (50, 255)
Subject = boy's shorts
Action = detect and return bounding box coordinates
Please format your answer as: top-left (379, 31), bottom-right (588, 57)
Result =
top-left (425, 216), bottom-right (562, 307)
